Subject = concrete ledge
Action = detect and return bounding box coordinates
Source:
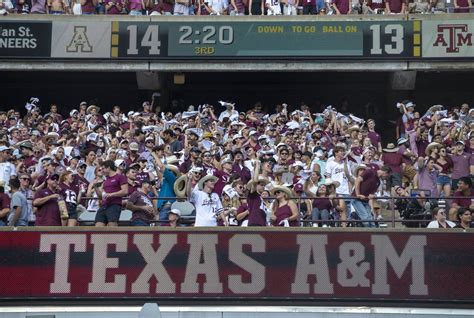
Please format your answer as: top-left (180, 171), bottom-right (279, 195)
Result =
top-left (0, 306), bottom-right (472, 318)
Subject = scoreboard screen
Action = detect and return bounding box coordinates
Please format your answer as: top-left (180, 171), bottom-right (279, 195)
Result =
top-left (114, 21), bottom-right (417, 59)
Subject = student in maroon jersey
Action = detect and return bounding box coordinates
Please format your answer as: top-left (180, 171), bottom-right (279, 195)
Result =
top-left (333, 0), bottom-right (350, 13)
top-left (58, 171), bottom-right (81, 227)
top-left (127, 179), bottom-right (157, 226)
top-left (247, 160), bottom-right (271, 226)
top-left (270, 186), bottom-right (299, 227)
top-left (95, 160), bottom-right (128, 227)
top-left (385, 0), bottom-right (406, 12)
top-left (33, 174), bottom-right (62, 226)
top-left (449, 177), bottom-right (473, 221)
top-left (125, 164), bottom-right (139, 196)
top-left (454, 0), bottom-right (472, 12)
top-left (214, 156), bottom-right (233, 196)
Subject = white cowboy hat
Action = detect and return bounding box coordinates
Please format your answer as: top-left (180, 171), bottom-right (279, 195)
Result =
top-left (198, 175), bottom-right (218, 191)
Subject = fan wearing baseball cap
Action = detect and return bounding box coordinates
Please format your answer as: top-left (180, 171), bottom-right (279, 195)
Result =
top-left (127, 179), bottom-right (157, 226)
top-left (32, 174), bottom-right (62, 226)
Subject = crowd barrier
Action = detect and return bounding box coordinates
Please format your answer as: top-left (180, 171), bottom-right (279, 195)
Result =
top-left (60, 194), bottom-right (472, 227)
top-left (0, 229), bottom-right (472, 305)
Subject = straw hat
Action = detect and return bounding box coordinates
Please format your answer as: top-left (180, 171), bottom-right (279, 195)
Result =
top-left (347, 125), bottom-right (360, 133)
top-left (173, 175), bottom-right (187, 198)
top-left (383, 143), bottom-right (399, 152)
top-left (86, 105), bottom-right (100, 114)
top-left (166, 164), bottom-right (180, 176)
top-left (270, 186), bottom-right (293, 198)
top-left (425, 142), bottom-right (442, 156)
top-left (198, 175), bottom-right (218, 190)
top-left (353, 164), bottom-right (367, 176)
top-left (43, 132), bottom-right (59, 145)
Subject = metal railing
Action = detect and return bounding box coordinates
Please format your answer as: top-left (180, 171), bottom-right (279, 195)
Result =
top-left (62, 194), bottom-right (472, 228)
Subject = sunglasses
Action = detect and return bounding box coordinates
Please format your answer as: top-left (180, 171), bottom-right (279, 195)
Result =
top-left (274, 190), bottom-right (282, 194)
top-left (20, 177), bottom-right (31, 181)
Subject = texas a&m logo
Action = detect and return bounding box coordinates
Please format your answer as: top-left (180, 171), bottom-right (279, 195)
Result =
top-left (433, 24), bottom-right (473, 53)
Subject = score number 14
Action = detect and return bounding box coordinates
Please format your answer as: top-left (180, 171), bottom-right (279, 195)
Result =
top-left (369, 24), bottom-right (404, 55)
top-left (127, 25), bottom-right (161, 55)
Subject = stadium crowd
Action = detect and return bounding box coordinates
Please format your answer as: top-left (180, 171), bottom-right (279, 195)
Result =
top-left (0, 97), bottom-right (472, 229)
top-left (0, 0), bottom-right (472, 16)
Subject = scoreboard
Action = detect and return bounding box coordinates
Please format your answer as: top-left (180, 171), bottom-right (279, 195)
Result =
top-left (115, 21), bottom-right (416, 59)
top-left (1, 18), bottom-right (473, 59)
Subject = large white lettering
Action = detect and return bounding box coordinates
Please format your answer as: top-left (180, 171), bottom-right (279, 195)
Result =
top-left (39, 234), bottom-right (87, 293)
top-left (228, 234), bottom-right (266, 294)
top-left (88, 234), bottom-right (127, 293)
top-left (371, 235), bottom-right (428, 295)
top-left (337, 242), bottom-right (370, 288)
top-left (131, 234), bottom-right (177, 294)
top-left (180, 234), bottom-right (223, 293)
top-left (291, 235), bottom-right (334, 294)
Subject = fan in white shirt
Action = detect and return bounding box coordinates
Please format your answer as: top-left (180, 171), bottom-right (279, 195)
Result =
top-left (189, 174), bottom-right (223, 226)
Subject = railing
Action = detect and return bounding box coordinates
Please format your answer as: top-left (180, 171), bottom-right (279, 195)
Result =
top-left (56, 194), bottom-right (472, 228)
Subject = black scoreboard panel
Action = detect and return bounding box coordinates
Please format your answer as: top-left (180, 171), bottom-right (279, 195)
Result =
top-left (112, 20), bottom-right (417, 59)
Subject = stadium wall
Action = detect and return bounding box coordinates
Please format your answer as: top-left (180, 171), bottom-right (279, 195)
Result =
top-left (0, 228), bottom-right (472, 306)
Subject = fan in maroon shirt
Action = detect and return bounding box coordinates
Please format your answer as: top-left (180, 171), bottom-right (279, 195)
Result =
top-left (33, 174), bottom-right (62, 226)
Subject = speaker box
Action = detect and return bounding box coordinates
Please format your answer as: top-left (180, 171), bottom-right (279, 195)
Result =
top-left (390, 71), bottom-right (417, 90)
top-left (136, 72), bottom-right (160, 90)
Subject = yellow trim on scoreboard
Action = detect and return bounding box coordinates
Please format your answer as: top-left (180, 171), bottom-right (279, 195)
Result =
top-left (413, 33), bottom-right (420, 45)
top-left (112, 21), bottom-right (119, 33)
top-left (112, 34), bottom-right (119, 46)
top-left (413, 46), bottom-right (420, 57)
top-left (413, 20), bottom-right (421, 32)
top-left (111, 47), bottom-right (118, 58)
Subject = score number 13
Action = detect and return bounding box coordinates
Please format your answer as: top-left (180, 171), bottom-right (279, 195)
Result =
top-left (370, 24), bottom-right (404, 55)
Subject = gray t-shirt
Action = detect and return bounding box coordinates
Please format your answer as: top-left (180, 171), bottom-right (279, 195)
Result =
top-left (8, 191), bottom-right (29, 226)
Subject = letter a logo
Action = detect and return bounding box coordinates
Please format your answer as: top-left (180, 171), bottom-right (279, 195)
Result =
top-left (66, 26), bottom-right (93, 53)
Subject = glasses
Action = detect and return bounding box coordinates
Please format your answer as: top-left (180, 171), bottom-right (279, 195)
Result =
top-left (146, 141), bottom-right (154, 144)
top-left (203, 154), bottom-right (211, 157)
top-left (20, 178), bottom-right (31, 181)
top-left (275, 191), bottom-right (282, 194)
